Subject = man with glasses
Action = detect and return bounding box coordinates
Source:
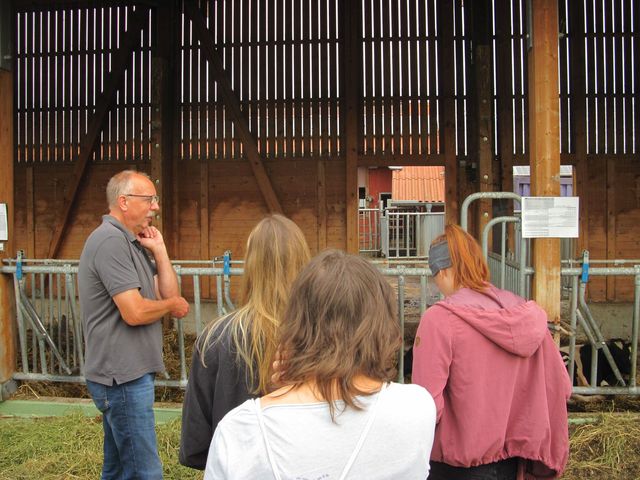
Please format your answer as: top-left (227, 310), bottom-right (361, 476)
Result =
top-left (79, 170), bottom-right (189, 479)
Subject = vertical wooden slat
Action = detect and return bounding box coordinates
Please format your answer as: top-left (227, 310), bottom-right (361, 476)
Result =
top-left (400, 0), bottom-right (409, 155)
top-left (293, 0), bottom-right (302, 155)
top-left (512, 0), bottom-right (523, 155)
top-left (604, 1), bottom-right (614, 154)
top-left (234, 0), bottom-right (242, 158)
top-left (454, 0), bottom-right (465, 158)
top-left (363, 0), bottom-right (372, 154)
top-left (329, 0), bottom-right (338, 154)
top-left (302, 0), bottom-right (311, 155)
top-left (585, 0), bottom-right (595, 155)
top-left (34, 11), bottom-right (41, 163)
top-left (192, 2), bottom-right (200, 160)
top-left (56, 10), bottom-right (64, 162)
top-left (391, 0), bottom-right (400, 155)
top-left (80, 8), bottom-right (87, 161)
top-left (119, 8), bottom-right (128, 161)
top-left (43, 11), bottom-right (50, 162)
top-left (428, 0), bottom-right (438, 154)
top-left (373, 0), bottom-right (382, 154)
top-left (127, 7), bottom-right (134, 161)
top-left (633, 0), bottom-right (640, 153)
top-left (199, 4), bottom-right (207, 161)
top-left (595, 1), bottom-right (606, 154)
top-left (18, 13), bottom-right (26, 163)
top-left (312, 0), bottom-right (320, 156)
top-left (241, 0), bottom-right (249, 159)
top-left (320, 0), bottom-right (328, 156)
top-left (558, 1), bottom-right (569, 155)
top-left (200, 162), bottom-right (210, 294)
top-left (225, 0), bottom-right (233, 158)
top-left (88, 8), bottom-right (96, 161)
top-left (143, 8), bottom-right (151, 162)
top-left (409, 0), bottom-right (419, 155)
top-left (77, 8), bottom-right (83, 160)
top-left (107, 8), bottom-right (115, 160)
top-left (258, 1), bottom-right (266, 154)
top-left (25, 11), bottom-right (32, 164)
top-left (381, 0), bottom-right (391, 153)
top-left (612, 0), bottom-right (623, 154)
top-left (269, 0), bottom-right (277, 156)
top-left (251, 0), bottom-right (259, 154)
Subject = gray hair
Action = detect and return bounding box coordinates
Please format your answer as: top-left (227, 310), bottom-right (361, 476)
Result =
top-left (106, 170), bottom-right (150, 208)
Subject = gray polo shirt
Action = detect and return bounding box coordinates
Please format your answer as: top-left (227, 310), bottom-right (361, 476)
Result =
top-left (78, 215), bottom-right (164, 386)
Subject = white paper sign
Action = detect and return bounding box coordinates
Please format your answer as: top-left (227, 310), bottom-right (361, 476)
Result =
top-left (521, 196), bottom-right (579, 238)
top-left (0, 203), bottom-right (7, 241)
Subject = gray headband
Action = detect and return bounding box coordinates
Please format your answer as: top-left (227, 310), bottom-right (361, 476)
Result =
top-left (429, 240), bottom-right (452, 277)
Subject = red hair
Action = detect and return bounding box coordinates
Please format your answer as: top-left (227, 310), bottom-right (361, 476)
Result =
top-left (432, 224), bottom-right (490, 292)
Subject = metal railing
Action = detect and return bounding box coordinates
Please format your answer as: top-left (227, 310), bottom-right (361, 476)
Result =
top-left (3, 252), bottom-right (640, 395)
top-left (358, 208), bottom-right (382, 253)
top-left (1, 257), bottom-right (443, 387)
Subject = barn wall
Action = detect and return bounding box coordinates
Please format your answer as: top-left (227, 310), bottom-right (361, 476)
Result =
top-left (13, 158), bottom-right (347, 299)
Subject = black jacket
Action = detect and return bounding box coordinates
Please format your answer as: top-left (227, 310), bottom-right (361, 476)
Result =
top-left (179, 316), bottom-right (256, 470)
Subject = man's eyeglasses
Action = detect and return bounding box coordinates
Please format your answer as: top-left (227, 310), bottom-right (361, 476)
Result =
top-left (124, 194), bottom-right (160, 204)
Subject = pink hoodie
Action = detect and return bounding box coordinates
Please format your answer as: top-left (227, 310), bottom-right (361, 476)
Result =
top-left (412, 284), bottom-right (571, 478)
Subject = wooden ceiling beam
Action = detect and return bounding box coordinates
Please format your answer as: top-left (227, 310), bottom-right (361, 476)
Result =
top-left (183, 1), bottom-right (282, 214)
top-left (47, 7), bottom-right (147, 258)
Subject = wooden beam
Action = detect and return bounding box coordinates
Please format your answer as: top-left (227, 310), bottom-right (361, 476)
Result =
top-left (472, 0), bottom-right (494, 240)
top-left (184, 1), bottom-right (282, 214)
top-left (0, 70), bottom-right (16, 384)
top-left (340, 0), bottom-right (362, 253)
top-left (496, 0), bottom-right (515, 253)
top-left (475, 44), bottom-right (493, 240)
top-left (528, 0), bottom-right (561, 324)
top-left (439, 0), bottom-right (458, 225)
top-left (151, 0), bottom-right (178, 253)
top-left (47, 7), bottom-right (147, 258)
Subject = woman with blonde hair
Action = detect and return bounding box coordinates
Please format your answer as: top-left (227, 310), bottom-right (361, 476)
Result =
top-left (179, 214), bottom-right (311, 470)
top-left (204, 249), bottom-right (437, 479)
top-left (412, 224), bottom-right (571, 479)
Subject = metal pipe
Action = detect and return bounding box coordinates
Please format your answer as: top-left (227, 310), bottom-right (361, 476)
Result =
top-left (631, 266), bottom-right (640, 387)
top-left (460, 192), bottom-right (522, 231)
top-left (397, 275), bottom-right (405, 383)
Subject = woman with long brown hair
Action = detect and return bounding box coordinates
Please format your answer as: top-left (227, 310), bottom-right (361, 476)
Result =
top-left (204, 250), bottom-right (436, 479)
top-left (412, 224), bottom-right (571, 479)
top-left (179, 214), bottom-right (311, 470)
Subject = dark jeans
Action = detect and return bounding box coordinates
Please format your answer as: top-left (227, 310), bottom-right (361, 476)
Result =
top-left (428, 458), bottom-right (518, 480)
top-left (87, 373), bottom-right (162, 480)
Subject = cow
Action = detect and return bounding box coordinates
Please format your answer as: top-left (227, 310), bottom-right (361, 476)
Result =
top-left (561, 339), bottom-right (632, 387)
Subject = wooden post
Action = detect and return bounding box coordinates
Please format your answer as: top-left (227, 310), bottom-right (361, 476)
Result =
top-left (151, 1), bottom-right (178, 253)
top-left (341, 1), bottom-right (361, 253)
top-left (528, 0), bottom-right (561, 324)
top-left (0, 70), bottom-right (16, 386)
top-left (496, 0), bottom-right (515, 253)
top-left (439, 0), bottom-right (458, 225)
top-left (473, 0), bottom-right (494, 242)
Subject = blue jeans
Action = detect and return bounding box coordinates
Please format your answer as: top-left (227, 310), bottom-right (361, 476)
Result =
top-left (87, 374), bottom-right (162, 480)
